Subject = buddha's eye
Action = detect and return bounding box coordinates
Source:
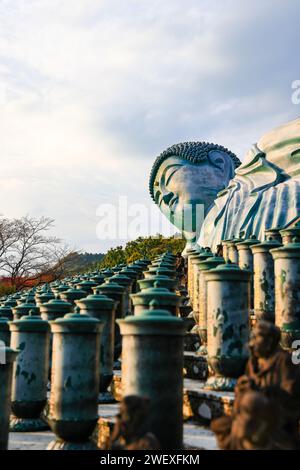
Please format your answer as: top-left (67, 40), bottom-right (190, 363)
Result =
top-left (165, 165), bottom-right (181, 186)
top-left (209, 151), bottom-right (225, 171)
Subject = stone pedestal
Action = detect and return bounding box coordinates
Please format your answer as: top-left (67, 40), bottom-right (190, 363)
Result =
top-left (95, 280), bottom-right (125, 361)
top-left (131, 282), bottom-right (181, 317)
top-left (9, 312), bottom-right (50, 431)
top-left (76, 294), bottom-right (116, 403)
top-left (0, 347), bottom-right (18, 449)
top-left (48, 312), bottom-right (102, 450)
top-left (271, 238), bottom-right (300, 349)
top-left (118, 302), bottom-right (185, 449)
top-left (205, 263), bottom-right (250, 391)
top-left (251, 237), bottom-right (281, 322)
top-left (197, 255), bottom-right (225, 355)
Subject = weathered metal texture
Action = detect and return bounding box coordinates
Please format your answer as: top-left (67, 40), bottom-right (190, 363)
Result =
top-left (280, 223), bottom-right (300, 245)
top-left (251, 237), bottom-right (281, 322)
top-left (95, 280), bottom-right (124, 362)
top-left (221, 239), bottom-right (232, 262)
top-left (12, 297), bottom-right (39, 320)
top-left (102, 268), bottom-right (115, 279)
top-left (90, 274), bottom-right (105, 285)
top-left (48, 312), bottom-right (102, 449)
top-left (120, 267), bottom-right (139, 293)
top-left (191, 250), bottom-right (213, 328)
top-left (265, 227), bottom-right (282, 244)
top-left (0, 347), bottom-right (18, 449)
top-left (59, 287), bottom-right (87, 306)
top-left (51, 284), bottom-right (70, 296)
top-left (186, 248), bottom-right (199, 298)
top-left (110, 273), bottom-right (133, 316)
top-left (138, 274), bottom-right (177, 292)
top-left (227, 238), bottom-right (243, 264)
top-left (271, 238), bottom-right (300, 349)
top-left (205, 263), bottom-right (250, 391)
top-left (130, 282), bottom-right (181, 316)
top-left (144, 266), bottom-right (176, 279)
top-left (0, 316), bottom-right (10, 345)
top-left (9, 312), bottom-right (50, 431)
top-left (197, 256), bottom-right (225, 354)
top-left (35, 291), bottom-right (55, 307)
top-left (75, 294), bottom-right (116, 401)
top-left (39, 298), bottom-right (73, 321)
top-left (236, 235), bottom-right (260, 310)
top-left (118, 303), bottom-right (185, 449)
top-left (236, 235), bottom-right (260, 271)
top-left (75, 280), bottom-right (98, 295)
top-left (187, 251), bottom-right (201, 305)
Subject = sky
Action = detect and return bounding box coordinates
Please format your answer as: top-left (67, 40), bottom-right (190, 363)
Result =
top-left (0, 0), bottom-right (300, 253)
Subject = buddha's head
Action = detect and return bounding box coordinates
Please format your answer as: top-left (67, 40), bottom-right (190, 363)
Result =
top-left (149, 142), bottom-right (240, 250)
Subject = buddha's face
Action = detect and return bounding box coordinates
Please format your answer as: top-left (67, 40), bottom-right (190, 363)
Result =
top-left (153, 152), bottom-right (234, 243)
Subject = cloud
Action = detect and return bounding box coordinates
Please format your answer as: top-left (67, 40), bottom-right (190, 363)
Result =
top-left (0, 0), bottom-right (299, 251)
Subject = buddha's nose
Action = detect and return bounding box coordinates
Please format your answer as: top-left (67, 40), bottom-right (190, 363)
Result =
top-left (162, 191), bottom-right (174, 205)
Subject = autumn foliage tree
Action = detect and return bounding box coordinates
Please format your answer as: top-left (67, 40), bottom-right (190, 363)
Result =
top-left (0, 215), bottom-right (73, 290)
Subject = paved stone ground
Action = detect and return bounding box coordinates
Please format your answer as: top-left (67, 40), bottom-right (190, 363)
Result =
top-left (8, 402), bottom-right (217, 450)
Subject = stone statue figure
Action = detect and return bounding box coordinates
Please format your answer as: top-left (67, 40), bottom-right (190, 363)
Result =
top-left (211, 322), bottom-right (300, 450)
top-left (211, 388), bottom-right (276, 450)
top-left (149, 142), bottom-right (241, 254)
top-left (199, 117), bottom-right (300, 251)
top-left (106, 395), bottom-right (160, 450)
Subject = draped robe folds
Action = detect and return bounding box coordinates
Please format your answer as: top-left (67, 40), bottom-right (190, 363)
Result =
top-left (198, 118), bottom-right (300, 251)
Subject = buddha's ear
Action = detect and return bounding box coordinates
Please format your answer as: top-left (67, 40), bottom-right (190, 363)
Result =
top-left (208, 150), bottom-right (235, 179)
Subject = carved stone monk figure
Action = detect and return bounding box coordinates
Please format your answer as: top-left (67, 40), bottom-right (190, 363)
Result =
top-left (211, 389), bottom-right (276, 450)
top-left (211, 322), bottom-right (300, 449)
top-left (106, 395), bottom-right (160, 450)
top-left (199, 118), bottom-right (300, 251)
top-left (149, 142), bottom-right (241, 253)
top-left (245, 321), bottom-right (300, 449)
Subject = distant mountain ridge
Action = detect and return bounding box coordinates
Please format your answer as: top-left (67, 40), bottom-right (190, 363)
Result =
top-left (63, 252), bottom-right (105, 273)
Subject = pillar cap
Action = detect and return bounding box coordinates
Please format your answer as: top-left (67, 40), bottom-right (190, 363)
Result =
top-left (236, 235), bottom-right (260, 248)
top-left (9, 310), bottom-right (50, 332)
top-left (109, 273), bottom-right (132, 286)
top-left (12, 298), bottom-right (39, 316)
top-left (227, 238), bottom-right (243, 247)
top-left (138, 274), bottom-right (177, 291)
top-left (118, 300), bottom-right (184, 331)
top-left (270, 237), bottom-right (300, 258)
top-left (50, 309), bottom-right (103, 333)
top-left (75, 292), bottom-right (116, 310)
top-left (251, 236), bottom-right (281, 252)
top-left (197, 255), bottom-right (225, 271)
top-left (39, 297), bottom-right (73, 313)
top-left (130, 282), bottom-right (180, 306)
top-left (192, 250), bottom-right (214, 264)
top-left (75, 280), bottom-right (98, 290)
top-left (95, 280), bottom-right (125, 294)
top-left (205, 261), bottom-right (251, 280)
top-left (279, 223), bottom-right (300, 238)
top-left (60, 287), bottom-right (87, 297)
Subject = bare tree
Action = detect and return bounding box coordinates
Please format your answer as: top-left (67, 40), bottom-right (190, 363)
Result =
top-left (0, 216), bottom-right (20, 269)
top-left (0, 216), bottom-right (73, 290)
